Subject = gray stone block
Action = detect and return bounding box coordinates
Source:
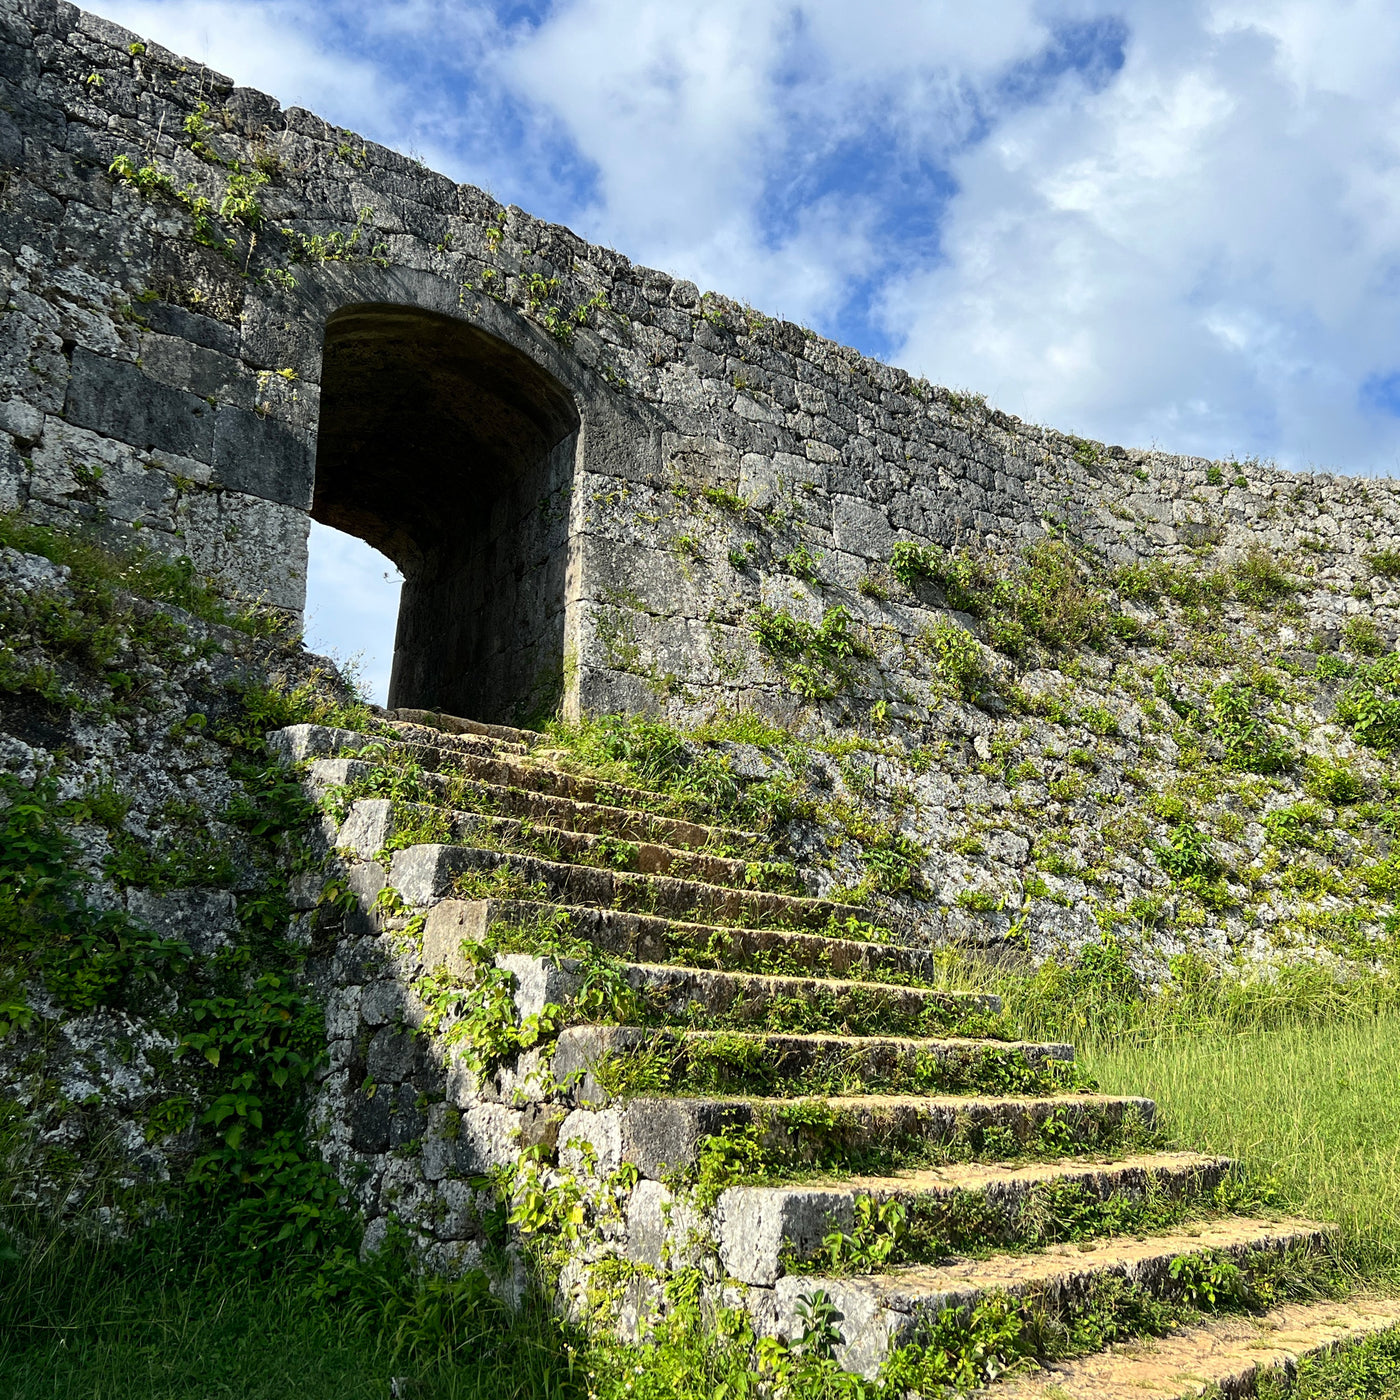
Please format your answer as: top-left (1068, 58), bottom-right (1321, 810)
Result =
top-left (64, 348), bottom-right (214, 461)
top-left (367, 1025), bottom-right (417, 1083)
top-left (349, 1086), bottom-right (390, 1154)
top-left (337, 799), bottom-right (394, 860)
top-left (139, 300), bottom-right (239, 356)
top-left (125, 886), bottom-right (237, 957)
top-left (718, 1186), bottom-right (854, 1286)
top-left (211, 404), bottom-right (313, 508)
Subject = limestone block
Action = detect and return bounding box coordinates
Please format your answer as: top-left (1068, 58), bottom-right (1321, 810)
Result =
top-left (389, 843), bottom-right (463, 906)
top-left (661, 432), bottom-right (740, 491)
top-left (389, 1082), bottom-right (427, 1147)
top-left (495, 952), bottom-right (582, 1019)
top-left (238, 292), bottom-right (325, 377)
top-left (0, 435), bottom-right (25, 509)
top-left (338, 799), bottom-right (394, 860)
top-left (348, 1084), bottom-right (391, 1154)
top-left (28, 418), bottom-right (174, 529)
top-left (64, 348), bottom-right (215, 461)
top-left (717, 1185), bottom-right (854, 1286)
top-left (625, 1179), bottom-right (708, 1272)
top-left (138, 333), bottom-right (249, 408)
top-left (139, 300), bottom-right (240, 356)
top-left (265, 724), bottom-right (365, 764)
top-left (452, 1102), bottom-right (521, 1172)
top-left (432, 1179), bottom-right (480, 1240)
top-left (359, 979), bottom-right (404, 1028)
top-left (176, 488), bottom-right (308, 610)
top-left (323, 985), bottom-right (362, 1040)
top-left (125, 886), bottom-right (237, 957)
top-left (211, 404), bottom-right (314, 508)
top-left (420, 898), bottom-right (491, 973)
top-left (832, 494), bottom-right (894, 560)
top-left (558, 1107), bottom-right (624, 1176)
top-left (366, 1025), bottom-right (417, 1084)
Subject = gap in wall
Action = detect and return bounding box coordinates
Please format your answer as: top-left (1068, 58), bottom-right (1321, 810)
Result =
top-left (303, 519), bottom-right (404, 707)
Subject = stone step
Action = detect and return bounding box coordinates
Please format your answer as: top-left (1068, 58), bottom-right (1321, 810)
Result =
top-left (757, 1217), bottom-right (1334, 1379)
top-left (993, 1294), bottom-right (1400, 1399)
top-left (272, 724), bottom-right (741, 830)
top-left (336, 796), bottom-right (796, 895)
top-left (715, 1151), bottom-right (1234, 1285)
top-left (419, 898), bottom-right (926, 986)
top-left (421, 913), bottom-right (1000, 1040)
top-left (271, 722), bottom-right (519, 769)
top-left (547, 1027), bottom-right (1076, 1107)
top-left (386, 841), bottom-right (876, 933)
top-left (305, 758), bottom-right (763, 856)
top-left (377, 707), bottom-right (545, 751)
top-left (556, 1092), bottom-right (1158, 1182)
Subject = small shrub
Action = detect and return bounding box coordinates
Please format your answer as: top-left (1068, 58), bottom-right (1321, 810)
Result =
top-left (777, 544), bottom-right (822, 583)
top-left (955, 889), bottom-right (999, 912)
top-left (1302, 757), bottom-right (1364, 805)
top-left (750, 605), bottom-right (869, 701)
top-left (1229, 546), bottom-right (1295, 606)
top-left (889, 541), bottom-right (943, 589)
top-left (1153, 821), bottom-right (1219, 881)
top-left (1263, 802), bottom-right (1323, 848)
top-left (1335, 653), bottom-right (1400, 752)
top-left (1342, 616), bottom-right (1385, 656)
top-left (1365, 547), bottom-right (1400, 579)
top-left (920, 618), bottom-right (985, 700)
top-left (702, 484), bottom-right (748, 513)
top-left (1211, 683), bottom-right (1292, 775)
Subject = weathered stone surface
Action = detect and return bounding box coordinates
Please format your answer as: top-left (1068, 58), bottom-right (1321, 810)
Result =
top-left (64, 349), bottom-right (215, 462)
top-left (994, 1296), bottom-right (1400, 1400)
top-left (758, 1219), bottom-right (1334, 1378)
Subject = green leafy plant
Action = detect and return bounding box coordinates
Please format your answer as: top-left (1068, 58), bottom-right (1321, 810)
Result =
top-left (821, 1196), bottom-right (907, 1273)
top-left (920, 617), bottom-right (985, 700)
top-left (750, 605), bottom-right (869, 700)
top-left (1211, 682), bottom-right (1292, 774)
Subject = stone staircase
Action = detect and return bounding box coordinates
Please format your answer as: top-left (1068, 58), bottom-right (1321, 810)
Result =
top-left (273, 708), bottom-right (1400, 1397)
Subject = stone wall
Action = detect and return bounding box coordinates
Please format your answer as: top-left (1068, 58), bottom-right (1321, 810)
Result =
top-left (2, 0), bottom-right (1400, 730)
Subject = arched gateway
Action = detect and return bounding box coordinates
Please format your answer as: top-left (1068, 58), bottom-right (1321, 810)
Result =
top-left (313, 305), bottom-right (580, 724)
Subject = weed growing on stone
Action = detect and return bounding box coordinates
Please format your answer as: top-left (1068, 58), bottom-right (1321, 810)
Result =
top-left (751, 604), bottom-right (871, 700)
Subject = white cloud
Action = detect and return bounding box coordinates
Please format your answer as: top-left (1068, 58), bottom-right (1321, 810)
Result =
top-left (90, 0), bottom-right (400, 126)
top-left (884, 2), bottom-right (1400, 471)
top-left (498, 0), bottom-right (1065, 322)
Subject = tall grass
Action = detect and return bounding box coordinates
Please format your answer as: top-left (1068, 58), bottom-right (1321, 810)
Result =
top-left (1082, 1016), bottom-right (1400, 1285)
top-left (0, 1227), bottom-right (584, 1400)
top-left (928, 937), bottom-right (1400, 1289)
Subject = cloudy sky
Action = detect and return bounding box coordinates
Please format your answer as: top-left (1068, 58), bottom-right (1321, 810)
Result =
top-left (89, 0), bottom-right (1400, 700)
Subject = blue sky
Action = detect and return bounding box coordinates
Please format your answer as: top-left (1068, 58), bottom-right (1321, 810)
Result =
top-left (90, 0), bottom-right (1400, 700)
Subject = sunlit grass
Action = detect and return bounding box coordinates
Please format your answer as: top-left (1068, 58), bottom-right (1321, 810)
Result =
top-left (1081, 1015), bottom-right (1400, 1284)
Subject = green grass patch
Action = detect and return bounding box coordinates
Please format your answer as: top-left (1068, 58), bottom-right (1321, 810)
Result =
top-left (1082, 1016), bottom-right (1400, 1284)
top-left (0, 1229), bottom-right (584, 1400)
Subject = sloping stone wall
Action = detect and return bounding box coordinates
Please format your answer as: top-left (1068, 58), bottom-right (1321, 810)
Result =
top-left (2, 0), bottom-right (1399, 729)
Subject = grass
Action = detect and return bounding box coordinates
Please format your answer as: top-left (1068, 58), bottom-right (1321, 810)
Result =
top-left (1082, 1015), bottom-right (1400, 1285)
top-left (0, 1234), bottom-right (585, 1400)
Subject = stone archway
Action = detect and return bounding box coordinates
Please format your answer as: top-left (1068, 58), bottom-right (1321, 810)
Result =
top-left (312, 304), bottom-right (581, 724)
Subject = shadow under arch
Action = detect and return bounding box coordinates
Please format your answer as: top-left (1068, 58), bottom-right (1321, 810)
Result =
top-left (313, 303), bottom-right (581, 723)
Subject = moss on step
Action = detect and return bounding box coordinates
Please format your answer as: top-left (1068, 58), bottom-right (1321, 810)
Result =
top-left (582, 1030), bottom-right (1085, 1102)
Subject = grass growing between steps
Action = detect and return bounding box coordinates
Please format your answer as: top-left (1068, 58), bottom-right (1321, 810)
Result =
top-left (1080, 1014), bottom-right (1400, 1286)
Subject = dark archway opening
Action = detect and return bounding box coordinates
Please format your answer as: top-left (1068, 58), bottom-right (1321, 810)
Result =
top-left (313, 305), bottom-right (579, 724)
